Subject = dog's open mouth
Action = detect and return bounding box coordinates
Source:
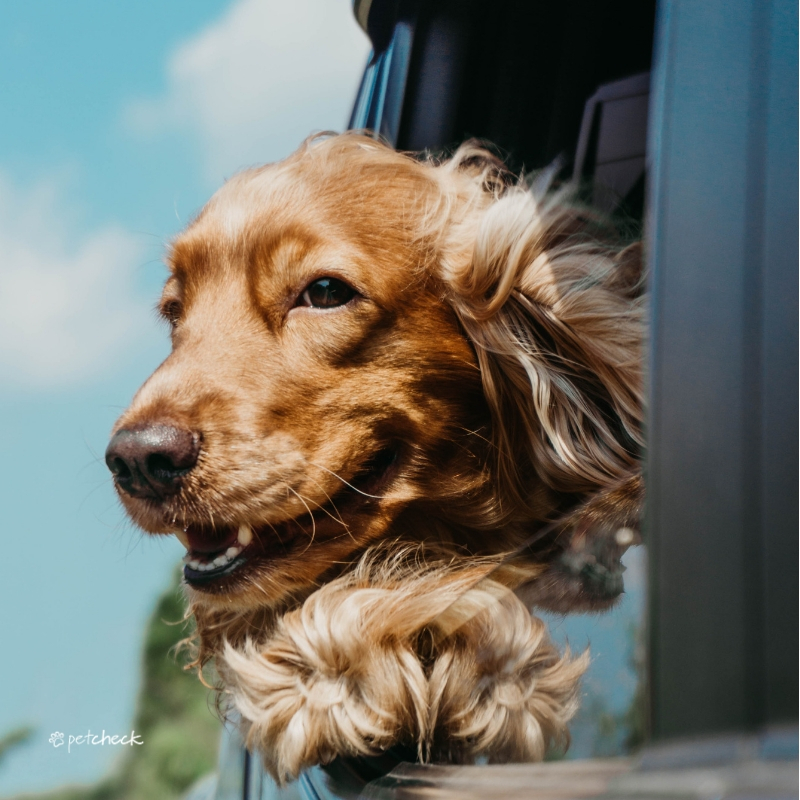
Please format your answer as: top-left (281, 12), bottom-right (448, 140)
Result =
top-left (180, 523), bottom-right (255, 584)
top-left (179, 517), bottom-right (306, 588)
top-left (178, 446), bottom-right (399, 589)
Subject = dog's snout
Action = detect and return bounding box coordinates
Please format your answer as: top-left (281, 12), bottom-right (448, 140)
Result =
top-left (105, 424), bottom-right (200, 499)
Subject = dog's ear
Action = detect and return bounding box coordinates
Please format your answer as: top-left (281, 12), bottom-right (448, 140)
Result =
top-left (440, 174), bottom-right (645, 514)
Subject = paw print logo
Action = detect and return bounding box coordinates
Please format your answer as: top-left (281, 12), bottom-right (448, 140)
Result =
top-left (49, 732), bottom-right (64, 747)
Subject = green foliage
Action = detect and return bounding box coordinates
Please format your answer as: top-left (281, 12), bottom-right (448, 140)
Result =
top-left (0, 727), bottom-right (35, 769)
top-left (9, 568), bottom-right (221, 800)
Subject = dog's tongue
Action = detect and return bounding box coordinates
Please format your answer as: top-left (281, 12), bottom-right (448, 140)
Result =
top-left (185, 524), bottom-right (239, 554)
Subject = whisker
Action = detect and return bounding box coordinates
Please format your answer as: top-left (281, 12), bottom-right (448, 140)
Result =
top-left (458, 425), bottom-right (495, 450)
top-left (306, 461), bottom-right (390, 501)
top-left (286, 486), bottom-right (316, 549)
top-left (299, 474), bottom-right (349, 530)
top-left (304, 485), bottom-right (357, 546)
top-left (261, 520), bottom-right (284, 547)
top-left (78, 476), bottom-right (116, 515)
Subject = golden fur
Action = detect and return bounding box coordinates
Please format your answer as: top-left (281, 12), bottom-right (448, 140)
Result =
top-left (109, 133), bottom-right (645, 782)
top-left (220, 549), bottom-right (588, 781)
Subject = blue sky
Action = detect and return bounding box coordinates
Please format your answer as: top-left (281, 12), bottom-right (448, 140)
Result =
top-left (0, 3), bottom-right (644, 795)
top-left (0, 2), bottom-right (368, 794)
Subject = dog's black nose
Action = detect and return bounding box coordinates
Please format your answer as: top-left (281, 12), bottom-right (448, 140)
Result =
top-left (105, 424), bottom-right (200, 498)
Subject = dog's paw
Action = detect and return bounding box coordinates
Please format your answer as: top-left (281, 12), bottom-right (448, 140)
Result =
top-left (221, 598), bottom-right (428, 783)
top-left (521, 473), bottom-right (644, 613)
top-left (220, 554), bottom-right (588, 781)
top-left (429, 583), bottom-right (588, 762)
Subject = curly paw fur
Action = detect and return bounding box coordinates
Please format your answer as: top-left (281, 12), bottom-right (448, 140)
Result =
top-left (219, 550), bottom-right (588, 783)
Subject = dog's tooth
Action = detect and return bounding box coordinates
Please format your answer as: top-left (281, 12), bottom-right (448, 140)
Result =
top-left (226, 546), bottom-right (241, 559)
top-left (237, 524), bottom-right (253, 547)
top-left (175, 530), bottom-right (190, 549)
top-left (213, 555), bottom-right (228, 567)
top-left (188, 559), bottom-right (202, 570)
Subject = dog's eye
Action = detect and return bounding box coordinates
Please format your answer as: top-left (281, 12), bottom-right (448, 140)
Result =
top-left (299, 278), bottom-right (356, 309)
top-left (161, 299), bottom-right (182, 325)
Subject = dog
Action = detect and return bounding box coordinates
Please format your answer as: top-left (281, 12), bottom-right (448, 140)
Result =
top-left (105, 133), bottom-right (645, 782)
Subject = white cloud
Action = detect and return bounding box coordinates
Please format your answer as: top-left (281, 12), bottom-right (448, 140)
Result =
top-left (1, 0), bottom-right (369, 389)
top-left (0, 174), bottom-right (158, 388)
top-left (125, 0), bottom-right (371, 180)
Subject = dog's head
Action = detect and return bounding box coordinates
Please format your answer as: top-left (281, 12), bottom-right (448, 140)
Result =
top-left (106, 134), bottom-right (644, 623)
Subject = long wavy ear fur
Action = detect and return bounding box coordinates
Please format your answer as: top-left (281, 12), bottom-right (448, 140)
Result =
top-left (437, 144), bottom-right (645, 511)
